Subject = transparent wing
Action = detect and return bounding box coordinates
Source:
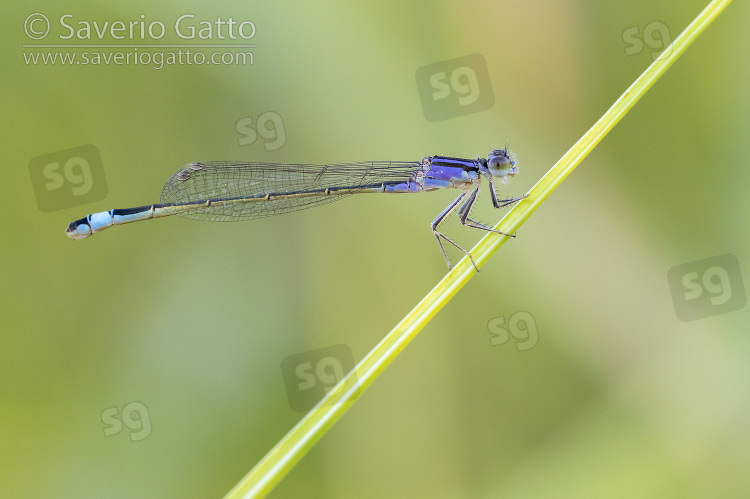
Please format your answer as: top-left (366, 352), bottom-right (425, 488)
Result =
top-left (159, 160), bottom-right (422, 221)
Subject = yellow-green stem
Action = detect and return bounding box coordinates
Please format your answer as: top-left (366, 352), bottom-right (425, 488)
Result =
top-left (225, 1), bottom-right (732, 497)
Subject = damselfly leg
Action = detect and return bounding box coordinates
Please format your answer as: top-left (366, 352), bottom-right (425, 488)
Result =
top-left (431, 182), bottom-right (527, 271)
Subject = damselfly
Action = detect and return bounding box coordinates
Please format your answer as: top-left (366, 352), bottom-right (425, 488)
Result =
top-left (65, 147), bottom-right (526, 270)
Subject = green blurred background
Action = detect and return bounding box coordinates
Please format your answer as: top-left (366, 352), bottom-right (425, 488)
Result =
top-left (3, 1), bottom-right (749, 497)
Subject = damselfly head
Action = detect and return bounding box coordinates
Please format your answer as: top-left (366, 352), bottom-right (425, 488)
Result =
top-left (487, 148), bottom-right (518, 179)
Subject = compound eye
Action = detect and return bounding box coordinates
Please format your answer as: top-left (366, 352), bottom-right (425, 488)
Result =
top-left (487, 149), bottom-right (516, 178)
top-left (488, 153), bottom-right (510, 169)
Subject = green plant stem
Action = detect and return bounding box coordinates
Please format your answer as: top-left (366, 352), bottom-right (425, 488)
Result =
top-left (225, 1), bottom-right (732, 497)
